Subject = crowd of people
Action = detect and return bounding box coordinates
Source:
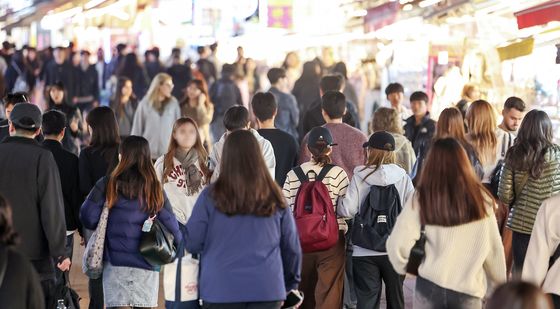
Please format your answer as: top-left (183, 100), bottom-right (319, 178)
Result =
top-left (0, 40), bottom-right (558, 309)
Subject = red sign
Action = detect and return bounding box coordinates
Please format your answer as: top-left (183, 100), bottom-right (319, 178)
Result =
top-left (364, 1), bottom-right (399, 33)
top-left (515, 0), bottom-right (560, 30)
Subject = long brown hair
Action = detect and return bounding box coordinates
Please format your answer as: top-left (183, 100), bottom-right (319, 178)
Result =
top-left (486, 281), bottom-right (553, 309)
top-left (181, 79), bottom-right (213, 109)
top-left (466, 100), bottom-right (498, 165)
top-left (308, 141), bottom-right (332, 167)
top-left (110, 76), bottom-right (136, 120)
top-left (106, 136), bottom-right (164, 213)
top-left (416, 138), bottom-right (490, 226)
top-left (506, 110), bottom-right (554, 178)
top-left (435, 107), bottom-right (468, 145)
top-left (211, 130), bottom-right (286, 216)
top-left (87, 106), bottom-right (120, 167)
top-left (163, 117), bottom-right (210, 183)
top-left (0, 195), bottom-right (18, 246)
top-left (361, 147), bottom-right (396, 179)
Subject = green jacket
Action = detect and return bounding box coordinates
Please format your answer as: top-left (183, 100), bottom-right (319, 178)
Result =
top-left (498, 144), bottom-right (560, 234)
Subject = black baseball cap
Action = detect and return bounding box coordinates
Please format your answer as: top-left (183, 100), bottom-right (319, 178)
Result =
top-left (308, 127), bottom-right (337, 147)
top-left (9, 103), bottom-right (42, 130)
top-left (363, 131), bottom-right (395, 151)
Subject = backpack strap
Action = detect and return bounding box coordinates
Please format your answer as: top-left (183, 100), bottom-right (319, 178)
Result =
top-left (293, 166), bottom-right (308, 183)
top-left (316, 164), bottom-right (335, 182)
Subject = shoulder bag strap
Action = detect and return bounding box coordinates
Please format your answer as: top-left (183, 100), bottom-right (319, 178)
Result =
top-left (513, 170), bottom-right (530, 203)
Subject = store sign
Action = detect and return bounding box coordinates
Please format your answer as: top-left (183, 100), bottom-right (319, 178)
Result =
top-left (515, 0), bottom-right (560, 30)
top-left (268, 0), bottom-right (292, 29)
top-left (497, 38), bottom-right (534, 61)
top-left (364, 1), bottom-right (399, 33)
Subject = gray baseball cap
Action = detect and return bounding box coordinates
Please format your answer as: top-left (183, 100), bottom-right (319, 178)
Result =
top-left (9, 103), bottom-right (42, 130)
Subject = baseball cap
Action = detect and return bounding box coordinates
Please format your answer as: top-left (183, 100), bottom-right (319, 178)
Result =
top-left (9, 103), bottom-right (42, 130)
top-left (363, 131), bottom-right (395, 151)
top-left (308, 127), bottom-right (337, 147)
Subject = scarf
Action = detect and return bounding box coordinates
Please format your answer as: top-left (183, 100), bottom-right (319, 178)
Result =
top-left (175, 148), bottom-right (203, 196)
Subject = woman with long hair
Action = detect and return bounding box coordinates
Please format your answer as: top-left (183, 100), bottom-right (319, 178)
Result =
top-left (283, 126), bottom-right (349, 309)
top-left (292, 61), bottom-right (321, 120)
top-left (47, 81), bottom-right (84, 155)
top-left (282, 52), bottom-right (300, 91)
top-left (116, 53), bottom-right (149, 100)
top-left (155, 117), bottom-right (210, 308)
top-left (0, 194), bottom-right (44, 309)
top-left (185, 130), bottom-right (301, 309)
top-left (498, 110), bottom-right (560, 277)
top-left (180, 79), bottom-right (214, 150)
top-left (435, 107), bottom-right (483, 178)
top-left (456, 84), bottom-right (480, 119)
top-left (338, 131), bottom-right (414, 309)
top-left (131, 73), bottom-right (181, 159)
top-left (81, 136), bottom-right (182, 309)
top-left (79, 106), bottom-right (121, 309)
top-left (110, 76), bottom-right (138, 137)
top-left (387, 138), bottom-right (506, 309)
top-left (371, 107), bottom-right (416, 174)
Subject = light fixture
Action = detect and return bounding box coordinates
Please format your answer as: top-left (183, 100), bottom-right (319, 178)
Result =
top-left (84, 0), bottom-right (105, 10)
top-left (419, 0), bottom-right (443, 8)
top-left (403, 4), bottom-right (413, 11)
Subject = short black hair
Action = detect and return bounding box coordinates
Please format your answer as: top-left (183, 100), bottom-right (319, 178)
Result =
top-left (80, 50), bottom-right (91, 56)
top-left (410, 91), bottom-right (429, 103)
top-left (267, 68), bottom-right (286, 84)
top-left (504, 96), bottom-right (526, 112)
top-left (42, 110), bottom-right (67, 136)
top-left (251, 92), bottom-right (277, 121)
top-left (221, 64), bottom-right (236, 78)
top-left (197, 46), bottom-right (206, 54)
top-left (116, 43), bottom-right (127, 53)
top-left (320, 75), bottom-right (344, 93)
top-left (321, 91), bottom-right (346, 119)
top-left (3, 92), bottom-right (29, 108)
top-left (385, 83), bottom-right (404, 96)
top-left (224, 106), bottom-right (249, 131)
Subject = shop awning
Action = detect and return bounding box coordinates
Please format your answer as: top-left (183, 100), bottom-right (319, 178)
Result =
top-left (496, 37), bottom-right (535, 61)
top-left (515, 0), bottom-right (560, 30)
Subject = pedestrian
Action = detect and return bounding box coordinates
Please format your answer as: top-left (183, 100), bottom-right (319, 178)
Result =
top-left (0, 194), bottom-right (45, 309)
top-left (47, 81), bottom-right (84, 155)
top-left (144, 49), bottom-right (165, 82)
top-left (404, 91), bottom-right (435, 157)
top-left (302, 75), bottom-right (359, 137)
top-left (385, 83), bottom-right (411, 121)
top-left (371, 107), bottom-right (416, 175)
top-left (109, 76), bottom-right (138, 138)
top-left (209, 105), bottom-right (275, 182)
top-left (499, 96), bottom-right (526, 136)
top-left (522, 193), bottom-right (560, 308)
top-left (498, 110), bottom-right (560, 277)
top-left (282, 51), bottom-right (300, 91)
top-left (292, 61), bottom-right (321, 128)
top-left (131, 72), bottom-right (181, 159)
top-left (185, 130), bottom-right (302, 309)
top-left (0, 102), bottom-right (69, 306)
top-left (79, 106), bottom-right (120, 309)
top-left (196, 46), bottom-right (217, 88)
top-left (486, 282), bottom-right (553, 309)
top-left (74, 50), bottom-right (100, 114)
top-left (338, 131), bottom-right (414, 309)
top-left (41, 110), bottom-right (82, 285)
top-left (180, 79), bottom-right (214, 150)
top-left (209, 64), bottom-right (243, 141)
top-left (456, 84), bottom-right (480, 120)
top-left (284, 126), bottom-right (349, 309)
top-left (44, 47), bottom-right (75, 99)
top-left (387, 138), bottom-right (506, 309)
top-left (244, 58), bottom-right (260, 96)
top-left (167, 53), bottom-right (192, 100)
top-left (116, 53), bottom-right (149, 100)
top-left (267, 68), bottom-right (299, 139)
top-left (332, 61), bottom-right (359, 108)
top-left (5, 50), bottom-right (30, 93)
top-left (252, 92), bottom-right (299, 186)
top-left (0, 92), bottom-right (28, 141)
top-left (300, 91), bottom-right (366, 179)
top-left (106, 43), bottom-right (127, 78)
top-left (81, 135), bottom-right (182, 309)
top-left (434, 107), bottom-right (483, 179)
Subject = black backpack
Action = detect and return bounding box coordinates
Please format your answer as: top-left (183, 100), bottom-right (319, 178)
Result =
top-left (351, 184), bottom-right (402, 252)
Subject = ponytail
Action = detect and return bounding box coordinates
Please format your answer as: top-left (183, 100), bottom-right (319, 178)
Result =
top-left (308, 142), bottom-right (332, 167)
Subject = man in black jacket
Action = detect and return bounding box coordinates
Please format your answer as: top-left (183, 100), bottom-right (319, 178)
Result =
top-left (0, 92), bottom-right (28, 142)
top-left (44, 47), bottom-right (75, 100)
top-left (74, 50), bottom-right (100, 114)
top-left (404, 91), bottom-right (436, 157)
top-left (41, 110), bottom-right (82, 284)
top-left (0, 103), bottom-right (69, 306)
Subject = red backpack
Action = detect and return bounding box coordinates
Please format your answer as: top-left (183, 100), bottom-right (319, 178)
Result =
top-left (292, 164), bottom-right (339, 253)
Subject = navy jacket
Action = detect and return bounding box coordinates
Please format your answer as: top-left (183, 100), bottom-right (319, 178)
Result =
top-left (80, 177), bottom-right (182, 270)
top-left (404, 113), bottom-right (436, 157)
top-left (185, 186), bottom-right (302, 303)
top-left (269, 87), bottom-right (299, 139)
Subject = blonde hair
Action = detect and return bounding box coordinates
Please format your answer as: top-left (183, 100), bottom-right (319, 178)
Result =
top-left (371, 107), bottom-right (403, 134)
top-left (145, 73), bottom-right (173, 113)
top-left (466, 100), bottom-right (497, 165)
top-left (462, 84), bottom-right (478, 101)
top-left (363, 148), bottom-right (396, 174)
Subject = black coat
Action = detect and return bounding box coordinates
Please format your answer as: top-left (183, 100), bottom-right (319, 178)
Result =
top-left (0, 119), bottom-right (8, 142)
top-left (79, 146), bottom-right (119, 197)
top-left (209, 78), bottom-right (243, 116)
top-left (167, 64), bottom-right (192, 101)
top-left (0, 137), bottom-right (66, 260)
top-left (42, 140), bottom-right (82, 233)
top-left (44, 61), bottom-right (75, 99)
top-left (74, 64), bottom-right (100, 102)
top-left (404, 113), bottom-right (436, 156)
top-left (0, 246), bottom-right (45, 309)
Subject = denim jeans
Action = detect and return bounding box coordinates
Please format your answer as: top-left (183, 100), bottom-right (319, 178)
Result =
top-left (414, 277), bottom-right (482, 309)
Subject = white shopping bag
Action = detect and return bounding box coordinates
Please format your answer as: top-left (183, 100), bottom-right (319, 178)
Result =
top-left (163, 253), bottom-right (199, 302)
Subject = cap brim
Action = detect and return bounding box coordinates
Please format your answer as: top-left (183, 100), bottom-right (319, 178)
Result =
top-left (330, 143), bottom-right (338, 147)
top-left (362, 142), bottom-right (369, 148)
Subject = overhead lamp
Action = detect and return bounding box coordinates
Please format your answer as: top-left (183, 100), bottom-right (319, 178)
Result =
top-left (84, 0), bottom-right (105, 10)
top-left (403, 4), bottom-right (413, 11)
top-left (419, 0), bottom-right (443, 8)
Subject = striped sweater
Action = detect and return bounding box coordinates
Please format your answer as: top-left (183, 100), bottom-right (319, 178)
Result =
top-left (283, 161), bottom-right (349, 231)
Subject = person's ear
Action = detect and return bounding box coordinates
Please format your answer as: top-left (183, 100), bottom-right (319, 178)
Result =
top-left (246, 122), bottom-right (251, 130)
top-left (60, 127), bottom-right (66, 140)
top-left (321, 109), bottom-right (329, 122)
top-left (8, 122), bottom-right (14, 134)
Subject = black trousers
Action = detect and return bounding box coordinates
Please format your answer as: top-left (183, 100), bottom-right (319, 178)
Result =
top-left (202, 301), bottom-right (282, 309)
top-left (511, 231), bottom-right (532, 278)
top-left (352, 255), bottom-right (404, 309)
top-left (31, 258), bottom-right (56, 307)
top-left (551, 294), bottom-right (560, 309)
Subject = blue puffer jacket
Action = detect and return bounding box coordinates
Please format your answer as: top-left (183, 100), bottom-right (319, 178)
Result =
top-left (80, 177), bottom-right (182, 270)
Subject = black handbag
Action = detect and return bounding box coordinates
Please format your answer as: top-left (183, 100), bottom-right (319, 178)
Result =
top-left (51, 272), bottom-right (81, 309)
top-left (139, 215), bottom-right (177, 266)
top-left (406, 224), bottom-right (426, 276)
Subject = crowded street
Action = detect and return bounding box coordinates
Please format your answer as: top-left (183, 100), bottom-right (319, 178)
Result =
top-left (0, 0), bottom-right (560, 308)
